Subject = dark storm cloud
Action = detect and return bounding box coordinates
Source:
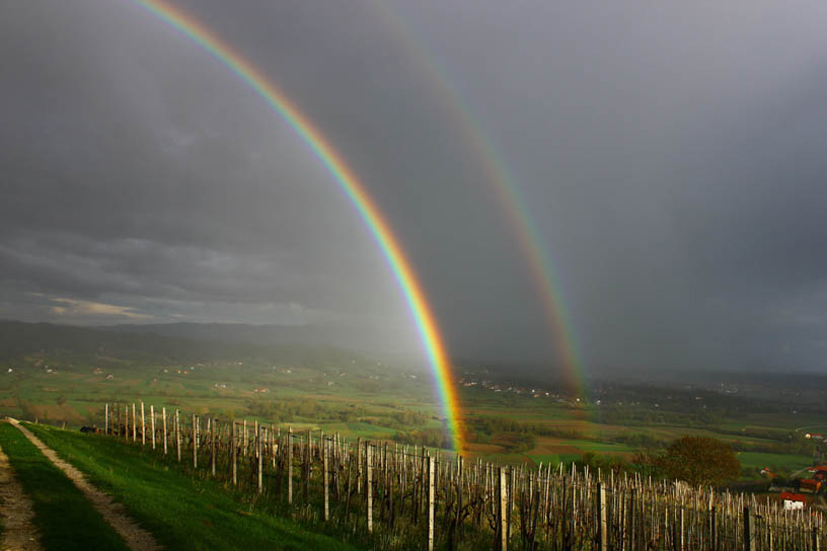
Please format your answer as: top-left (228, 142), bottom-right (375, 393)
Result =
top-left (385, 0), bottom-right (827, 371)
top-left (2, 0), bottom-right (827, 371)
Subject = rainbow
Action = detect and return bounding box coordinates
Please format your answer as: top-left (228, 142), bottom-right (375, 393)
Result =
top-left (133, 0), bottom-right (465, 451)
top-left (367, 3), bottom-right (586, 397)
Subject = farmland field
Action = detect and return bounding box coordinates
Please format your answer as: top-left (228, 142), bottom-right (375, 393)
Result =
top-left (3, 351), bottom-right (825, 484)
top-left (737, 452), bottom-right (814, 472)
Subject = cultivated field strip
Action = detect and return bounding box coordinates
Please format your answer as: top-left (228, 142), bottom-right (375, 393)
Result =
top-left (97, 403), bottom-right (825, 550)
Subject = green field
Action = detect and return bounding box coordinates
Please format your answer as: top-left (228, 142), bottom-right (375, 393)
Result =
top-left (1, 324), bottom-right (824, 486)
top-left (3, 359), bottom-right (824, 480)
top-left (561, 439), bottom-right (635, 453)
top-left (737, 452), bottom-right (815, 472)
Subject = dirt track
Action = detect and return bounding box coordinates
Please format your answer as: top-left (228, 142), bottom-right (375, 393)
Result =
top-left (8, 419), bottom-right (162, 551)
top-left (0, 441), bottom-right (42, 551)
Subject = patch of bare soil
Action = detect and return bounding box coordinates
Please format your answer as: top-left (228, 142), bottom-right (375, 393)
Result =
top-left (0, 440), bottom-right (42, 551)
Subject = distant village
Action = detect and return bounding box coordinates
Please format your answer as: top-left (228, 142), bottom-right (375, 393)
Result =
top-left (459, 377), bottom-right (580, 404)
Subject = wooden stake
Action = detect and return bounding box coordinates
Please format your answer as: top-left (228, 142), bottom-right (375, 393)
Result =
top-left (211, 418), bottom-right (216, 477)
top-left (323, 436), bottom-right (329, 522)
top-left (367, 443), bottom-right (373, 533)
top-left (428, 454), bottom-right (435, 551)
top-left (175, 409), bottom-right (181, 462)
top-left (304, 430), bottom-right (310, 503)
top-left (499, 467), bottom-right (508, 551)
top-left (744, 507), bottom-right (755, 551)
top-left (150, 405), bottom-right (156, 449)
top-left (140, 402), bottom-right (145, 445)
top-left (598, 483), bottom-right (608, 551)
top-left (231, 421), bottom-right (238, 486)
top-left (162, 407), bottom-right (167, 455)
top-left (192, 414), bottom-right (198, 468)
top-left (357, 437), bottom-right (362, 495)
top-left (287, 427), bottom-right (293, 505)
top-left (257, 426), bottom-right (263, 494)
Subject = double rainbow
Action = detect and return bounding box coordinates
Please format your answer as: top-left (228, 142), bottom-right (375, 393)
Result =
top-left (367, 3), bottom-right (585, 396)
top-left (134, 0), bottom-right (464, 451)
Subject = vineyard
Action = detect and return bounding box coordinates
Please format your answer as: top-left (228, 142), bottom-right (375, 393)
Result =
top-left (88, 403), bottom-right (827, 550)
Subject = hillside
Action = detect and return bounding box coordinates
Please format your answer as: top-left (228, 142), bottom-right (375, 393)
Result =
top-left (0, 421), bottom-right (362, 550)
top-left (0, 320), bottom-right (390, 372)
top-left (5, 418), bottom-right (825, 550)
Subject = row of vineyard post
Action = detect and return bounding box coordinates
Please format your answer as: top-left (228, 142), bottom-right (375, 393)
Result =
top-left (101, 403), bottom-right (824, 551)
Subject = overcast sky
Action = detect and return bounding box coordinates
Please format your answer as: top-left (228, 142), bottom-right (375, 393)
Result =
top-left (2, 0), bottom-right (827, 373)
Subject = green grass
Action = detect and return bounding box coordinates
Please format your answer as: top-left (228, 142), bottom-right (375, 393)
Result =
top-left (736, 451), bottom-right (814, 472)
top-left (26, 424), bottom-right (362, 551)
top-left (323, 422), bottom-right (397, 438)
top-left (0, 422), bottom-right (130, 550)
top-left (562, 439), bottom-right (635, 453)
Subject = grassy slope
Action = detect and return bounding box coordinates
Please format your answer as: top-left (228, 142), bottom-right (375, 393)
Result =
top-left (26, 424), bottom-right (362, 551)
top-left (0, 422), bottom-right (130, 551)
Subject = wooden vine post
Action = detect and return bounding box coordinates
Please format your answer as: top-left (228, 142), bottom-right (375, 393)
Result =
top-left (287, 427), bottom-right (293, 505)
top-left (257, 426), bottom-right (263, 494)
top-left (192, 414), bottom-right (198, 469)
top-left (598, 483), bottom-right (608, 551)
top-left (744, 507), bottom-right (755, 551)
top-left (231, 421), bottom-right (238, 486)
top-left (366, 443), bottom-right (373, 533)
top-left (150, 405), bottom-right (156, 449)
top-left (211, 418), bottom-right (216, 477)
top-left (323, 436), bottom-right (329, 522)
top-left (175, 409), bottom-right (181, 462)
top-left (96, 404), bottom-right (827, 549)
top-left (499, 467), bottom-right (507, 551)
top-left (304, 429), bottom-right (310, 503)
top-left (428, 454), bottom-right (435, 551)
top-left (357, 437), bottom-right (362, 495)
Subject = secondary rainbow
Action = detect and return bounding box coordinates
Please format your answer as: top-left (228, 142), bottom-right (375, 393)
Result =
top-left (133, 0), bottom-right (465, 451)
top-left (367, 2), bottom-right (586, 397)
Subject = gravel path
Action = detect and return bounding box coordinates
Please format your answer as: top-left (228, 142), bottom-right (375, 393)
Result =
top-left (8, 419), bottom-right (162, 551)
top-left (0, 441), bottom-right (42, 551)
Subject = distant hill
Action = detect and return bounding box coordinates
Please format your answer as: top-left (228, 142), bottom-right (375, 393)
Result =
top-left (0, 320), bottom-right (376, 369)
top-left (99, 322), bottom-right (382, 349)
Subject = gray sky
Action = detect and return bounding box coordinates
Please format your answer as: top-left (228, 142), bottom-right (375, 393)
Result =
top-left (2, 0), bottom-right (827, 373)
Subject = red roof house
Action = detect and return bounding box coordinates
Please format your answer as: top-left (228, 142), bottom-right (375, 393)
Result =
top-left (780, 492), bottom-right (806, 510)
